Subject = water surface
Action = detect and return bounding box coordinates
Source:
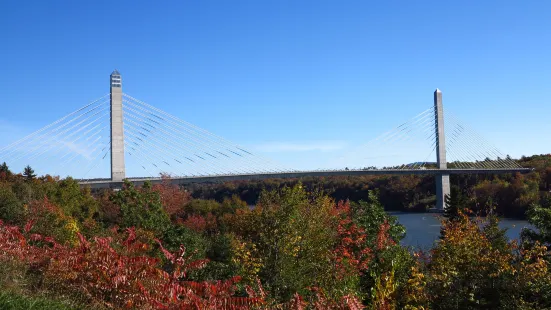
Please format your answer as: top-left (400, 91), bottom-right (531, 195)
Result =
top-left (390, 212), bottom-right (534, 250)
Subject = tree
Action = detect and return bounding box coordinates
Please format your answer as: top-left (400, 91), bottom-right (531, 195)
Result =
top-left (522, 203), bottom-right (551, 246)
top-left (226, 183), bottom-right (347, 302)
top-left (26, 197), bottom-right (80, 244)
top-left (152, 180), bottom-right (191, 221)
top-left (23, 165), bottom-right (36, 181)
top-left (49, 178), bottom-right (98, 222)
top-left (349, 192), bottom-right (414, 308)
top-left (110, 180), bottom-right (171, 235)
top-left (0, 162), bottom-right (10, 181)
top-left (351, 191), bottom-right (405, 243)
top-left (0, 162), bottom-right (10, 174)
top-left (426, 213), bottom-right (551, 309)
top-left (444, 185), bottom-right (467, 221)
top-left (0, 186), bottom-right (24, 224)
top-left (482, 211), bottom-right (508, 253)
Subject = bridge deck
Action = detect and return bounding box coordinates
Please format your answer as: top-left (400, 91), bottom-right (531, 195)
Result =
top-left (79, 168), bottom-right (533, 189)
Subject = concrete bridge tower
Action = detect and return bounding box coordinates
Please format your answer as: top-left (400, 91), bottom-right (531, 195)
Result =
top-left (434, 89), bottom-right (450, 210)
top-left (110, 70), bottom-right (125, 181)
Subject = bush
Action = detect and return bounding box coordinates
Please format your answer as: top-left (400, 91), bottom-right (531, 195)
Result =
top-left (0, 186), bottom-right (24, 224)
top-left (48, 178), bottom-right (98, 223)
top-left (0, 221), bottom-right (262, 309)
top-left (110, 180), bottom-right (171, 235)
top-left (162, 224), bottom-right (208, 260)
top-left (422, 213), bottom-right (551, 309)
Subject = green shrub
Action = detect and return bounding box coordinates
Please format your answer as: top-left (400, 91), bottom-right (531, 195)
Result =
top-left (0, 186), bottom-right (24, 224)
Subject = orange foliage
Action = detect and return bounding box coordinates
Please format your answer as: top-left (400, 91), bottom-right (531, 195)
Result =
top-left (332, 200), bottom-right (373, 274)
top-left (182, 214), bottom-right (207, 233)
top-left (376, 220), bottom-right (396, 251)
top-left (152, 179), bottom-right (192, 220)
top-left (182, 213), bottom-right (218, 234)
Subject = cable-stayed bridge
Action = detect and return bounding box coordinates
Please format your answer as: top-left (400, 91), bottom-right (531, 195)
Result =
top-left (0, 71), bottom-right (530, 209)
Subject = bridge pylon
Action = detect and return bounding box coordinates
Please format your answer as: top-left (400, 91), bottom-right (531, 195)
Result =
top-left (110, 70), bottom-right (126, 182)
top-left (434, 89), bottom-right (450, 210)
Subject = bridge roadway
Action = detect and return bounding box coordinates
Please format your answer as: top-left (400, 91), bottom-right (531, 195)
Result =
top-left (79, 168), bottom-right (533, 189)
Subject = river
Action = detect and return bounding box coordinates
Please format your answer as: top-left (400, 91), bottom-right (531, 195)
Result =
top-left (391, 212), bottom-right (534, 250)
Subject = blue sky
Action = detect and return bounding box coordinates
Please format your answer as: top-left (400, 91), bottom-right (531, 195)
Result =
top-left (0, 1), bottom-right (550, 176)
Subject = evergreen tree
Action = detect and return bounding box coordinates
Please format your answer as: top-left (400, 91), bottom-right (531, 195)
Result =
top-left (441, 186), bottom-right (468, 240)
top-left (443, 185), bottom-right (466, 221)
top-left (521, 202), bottom-right (551, 246)
top-left (0, 162), bottom-right (10, 179)
top-left (0, 162), bottom-right (9, 174)
top-left (482, 211), bottom-right (508, 252)
top-left (23, 165), bottom-right (36, 181)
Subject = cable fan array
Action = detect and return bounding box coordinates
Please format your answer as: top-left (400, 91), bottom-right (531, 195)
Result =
top-left (328, 106), bottom-right (439, 170)
top-left (0, 92), bottom-right (523, 181)
top-left (444, 110), bottom-right (522, 169)
top-left (0, 95), bottom-right (112, 179)
top-left (121, 93), bottom-right (288, 178)
top-left (327, 104), bottom-right (523, 171)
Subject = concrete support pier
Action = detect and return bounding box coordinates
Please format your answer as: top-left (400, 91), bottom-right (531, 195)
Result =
top-left (110, 70), bottom-right (125, 182)
top-left (434, 89), bottom-right (450, 210)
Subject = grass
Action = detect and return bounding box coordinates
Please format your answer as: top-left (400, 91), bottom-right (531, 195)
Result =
top-left (0, 260), bottom-right (102, 310)
top-left (0, 291), bottom-right (78, 310)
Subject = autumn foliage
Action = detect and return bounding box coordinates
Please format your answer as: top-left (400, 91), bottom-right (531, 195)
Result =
top-left (0, 177), bottom-right (376, 309)
top-left (332, 200), bottom-right (373, 275)
top-left (2, 159), bottom-right (551, 309)
top-left (0, 220), bottom-right (263, 309)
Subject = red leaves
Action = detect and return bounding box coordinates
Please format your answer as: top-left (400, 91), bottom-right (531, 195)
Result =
top-left (376, 220), bottom-right (396, 251)
top-left (155, 238), bottom-right (176, 263)
top-left (341, 295), bottom-right (366, 310)
top-left (333, 200), bottom-right (373, 274)
top-left (77, 232), bottom-right (90, 253)
top-left (28, 197), bottom-right (60, 215)
top-left (24, 220), bottom-right (35, 233)
top-left (288, 293), bottom-right (305, 310)
top-left (182, 213), bottom-right (219, 234)
top-left (183, 214), bottom-right (207, 233)
top-left (152, 180), bottom-right (191, 220)
top-left (123, 227), bottom-right (136, 246)
top-left (332, 200), bottom-right (398, 278)
top-left (0, 221), bottom-right (261, 309)
top-left (30, 233), bottom-right (43, 242)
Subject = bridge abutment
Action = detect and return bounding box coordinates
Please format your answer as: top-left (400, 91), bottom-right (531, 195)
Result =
top-left (434, 89), bottom-right (450, 210)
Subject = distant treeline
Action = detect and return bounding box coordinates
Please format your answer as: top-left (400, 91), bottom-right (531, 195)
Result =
top-left (188, 154), bottom-right (551, 218)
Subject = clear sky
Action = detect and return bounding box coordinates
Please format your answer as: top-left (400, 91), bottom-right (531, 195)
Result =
top-left (0, 1), bottom-right (550, 176)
